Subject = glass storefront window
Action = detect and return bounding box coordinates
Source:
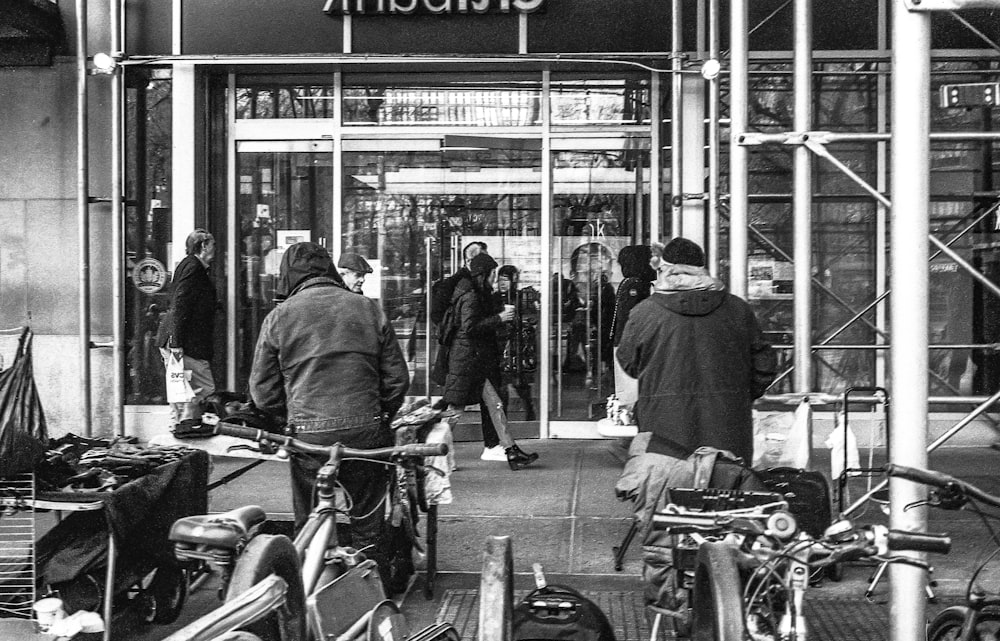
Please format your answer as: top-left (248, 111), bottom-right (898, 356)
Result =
top-left (343, 76), bottom-right (542, 126)
top-left (124, 68), bottom-right (173, 404)
top-left (343, 147), bottom-right (543, 404)
top-left (550, 76), bottom-right (651, 125)
top-left (550, 149), bottom-right (650, 420)
top-left (233, 146), bottom-right (334, 392)
top-left (235, 75), bottom-right (336, 119)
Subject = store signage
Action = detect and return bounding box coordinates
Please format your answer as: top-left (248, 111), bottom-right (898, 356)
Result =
top-left (132, 258), bottom-right (168, 294)
top-left (327, 0), bottom-right (544, 15)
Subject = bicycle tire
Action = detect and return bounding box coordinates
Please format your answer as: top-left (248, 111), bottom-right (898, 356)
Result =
top-left (927, 606), bottom-right (1000, 641)
top-left (142, 562), bottom-right (188, 624)
top-left (226, 534), bottom-right (307, 641)
top-left (691, 541), bottom-right (745, 641)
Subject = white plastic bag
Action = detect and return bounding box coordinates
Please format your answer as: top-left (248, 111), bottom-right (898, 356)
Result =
top-left (825, 411), bottom-right (861, 480)
top-left (165, 353), bottom-right (195, 404)
top-left (752, 399), bottom-right (812, 469)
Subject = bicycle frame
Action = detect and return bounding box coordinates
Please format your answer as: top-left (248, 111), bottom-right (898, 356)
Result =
top-left (166, 419), bottom-right (448, 641)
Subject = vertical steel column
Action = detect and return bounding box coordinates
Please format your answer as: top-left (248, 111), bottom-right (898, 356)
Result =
top-left (110, 0), bottom-right (124, 437)
top-left (728, 0), bottom-right (749, 298)
top-left (539, 69), bottom-right (552, 438)
top-left (889, 2), bottom-right (931, 639)
top-left (670, 0), bottom-right (683, 239)
top-left (650, 71), bottom-right (661, 244)
top-left (76, 0), bottom-right (92, 437)
top-left (793, 0), bottom-right (813, 393)
top-left (706, 0), bottom-right (721, 276)
top-left (876, 0), bottom-right (889, 387)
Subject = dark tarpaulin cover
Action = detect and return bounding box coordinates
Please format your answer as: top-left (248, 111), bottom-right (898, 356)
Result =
top-left (35, 449), bottom-right (209, 585)
top-left (0, 328), bottom-right (48, 478)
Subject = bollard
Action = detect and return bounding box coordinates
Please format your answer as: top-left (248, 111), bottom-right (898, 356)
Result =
top-left (479, 535), bottom-right (514, 641)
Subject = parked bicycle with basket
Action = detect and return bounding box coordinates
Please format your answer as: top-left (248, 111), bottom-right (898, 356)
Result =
top-left (163, 413), bottom-right (451, 641)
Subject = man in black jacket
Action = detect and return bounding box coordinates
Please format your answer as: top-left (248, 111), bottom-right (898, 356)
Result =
top-left (160, 229), bottom-right (218, 426)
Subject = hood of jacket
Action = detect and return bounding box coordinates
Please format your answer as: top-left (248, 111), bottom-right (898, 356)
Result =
top-left (275, 242), bottom-right (346, 300)
top-left (652, 263), bottom-right (727, 316)
top-left (618, 245), bottom-right (656, 282)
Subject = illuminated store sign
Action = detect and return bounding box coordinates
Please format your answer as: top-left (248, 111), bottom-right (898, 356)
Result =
top-left (327, 0), bottom-right (544, 14)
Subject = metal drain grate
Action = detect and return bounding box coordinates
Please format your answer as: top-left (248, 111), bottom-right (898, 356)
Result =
top-left (436, 589), bottom-right (947, 641)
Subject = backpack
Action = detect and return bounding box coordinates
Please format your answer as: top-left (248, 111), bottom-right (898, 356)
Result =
top-left (512, 584), bottom-right (616, 641)
top-left (430, 275), bottom-right (458, 326)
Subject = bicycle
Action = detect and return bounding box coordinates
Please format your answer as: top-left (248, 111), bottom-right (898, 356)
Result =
top-left (886, 463), bottom-right (1000, 641)
top-left (649, 486), bottom-right (952, 641)
top-left (163, 416), bottom-right (449, 641)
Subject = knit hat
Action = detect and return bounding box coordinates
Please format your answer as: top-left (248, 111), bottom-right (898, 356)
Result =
top-left (468, 253), bottom-right (499, 279)
top-left (662, 237), bottom-right (705, 267)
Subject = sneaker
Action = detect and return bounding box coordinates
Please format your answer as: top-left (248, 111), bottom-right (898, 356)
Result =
top-left (480, 445), bottom-right (507, 461)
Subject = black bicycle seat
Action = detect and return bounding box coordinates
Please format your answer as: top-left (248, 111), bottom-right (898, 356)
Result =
top-left (170, 505), bottom-right (267, 551)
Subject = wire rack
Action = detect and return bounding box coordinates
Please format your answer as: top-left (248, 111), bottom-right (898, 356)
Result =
top-left (0, 472), bottom-right (36, 618)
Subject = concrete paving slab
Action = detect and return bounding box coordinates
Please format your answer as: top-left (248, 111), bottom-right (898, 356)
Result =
top-left (571, 516), bottom-right (645, 575)
top-left (435, 516), bottom-right (572, 574)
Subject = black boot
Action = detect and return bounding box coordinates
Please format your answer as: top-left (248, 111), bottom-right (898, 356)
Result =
top-left (506, 443), bottom-right (539, 470)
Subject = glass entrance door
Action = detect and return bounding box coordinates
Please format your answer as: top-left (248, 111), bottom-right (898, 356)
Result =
top-left (234, 141), bottom-right (333, 392)
top-left (342, 142), bottom-right (543, 421)
top-left (549, 148), bottom-right (650, 424)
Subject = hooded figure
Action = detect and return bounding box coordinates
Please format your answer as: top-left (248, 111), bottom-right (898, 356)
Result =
top-left (611, 245), bottom-right (657, 346)
top-left (616, 238), bottom-right (777, 463)
top-left (249, 242), bottom-right (410, 591)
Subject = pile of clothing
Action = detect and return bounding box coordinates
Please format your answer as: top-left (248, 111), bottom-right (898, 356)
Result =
top-left (35, 434), bottom-right (196, 493)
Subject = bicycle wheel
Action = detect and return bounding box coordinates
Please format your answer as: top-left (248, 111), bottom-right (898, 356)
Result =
top-left (140, 562), bottom-right (188, 624)
top-left (226, 534), bottom-right (307, 641)
top-left (927, 606), bottom-right (1000, 641)
top-left (690, 541), bottom-right (745, 641)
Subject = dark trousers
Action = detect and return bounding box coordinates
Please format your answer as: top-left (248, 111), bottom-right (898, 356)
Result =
top-left (289, 423), bottom-right (392, 579)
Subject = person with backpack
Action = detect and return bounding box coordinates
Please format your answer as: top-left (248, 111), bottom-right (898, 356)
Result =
top-left (437, 253), bottom-right (538, 470)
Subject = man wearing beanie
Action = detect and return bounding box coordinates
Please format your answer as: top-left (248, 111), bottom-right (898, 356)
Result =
top-left (616, 237), bottom-right (776, 464)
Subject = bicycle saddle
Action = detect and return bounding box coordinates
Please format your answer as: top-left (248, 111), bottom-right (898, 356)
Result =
top-left (170, 505), bottom-right (267, 551)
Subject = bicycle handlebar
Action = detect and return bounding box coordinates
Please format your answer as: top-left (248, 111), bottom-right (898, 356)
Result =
top-left (214, 422), bottom-right (448, 460)
top-left (887, 530), bottom-right (951, 554)
top-left (886, 463), bottom-right (1000, 510)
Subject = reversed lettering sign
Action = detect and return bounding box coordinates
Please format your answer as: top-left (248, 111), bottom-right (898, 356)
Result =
top-left (326, 0), bottom-right (544, 15)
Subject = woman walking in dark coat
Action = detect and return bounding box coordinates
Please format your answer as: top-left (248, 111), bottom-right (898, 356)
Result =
top-left (441, 253), bottom-right (538, 470)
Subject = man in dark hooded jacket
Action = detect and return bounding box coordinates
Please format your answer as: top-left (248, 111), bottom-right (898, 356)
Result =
top-left (616, 237), bottom-right (776, 464)
top-left (249, 242), bottom-right (409, 586)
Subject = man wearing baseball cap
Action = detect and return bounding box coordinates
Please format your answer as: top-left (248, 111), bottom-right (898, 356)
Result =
top-left (338, 252), bottom-right (373, 294)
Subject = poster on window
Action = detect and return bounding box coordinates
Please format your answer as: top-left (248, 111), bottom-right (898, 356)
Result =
top-left (749, 256), bottom-right (794, 300)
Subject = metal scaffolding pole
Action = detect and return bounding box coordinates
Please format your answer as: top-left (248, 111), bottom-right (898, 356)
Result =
top-left (728, 0), bottom-right (749, 298)
top-left (706, 0), bottom-right (721, 275)
top-left (671, 0), bottom-right (683, 240)
top-left (793, 0), bottom-right (813, 393)
top-left (111, 0), bottom-right (124, 437)
top-left (889, 1), bottom-right (931, 638)
top-left (76, 0), bottom-right (92, 437)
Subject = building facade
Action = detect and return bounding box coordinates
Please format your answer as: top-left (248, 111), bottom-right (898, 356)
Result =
top-left (2, 0), bottom-right (999, 439)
